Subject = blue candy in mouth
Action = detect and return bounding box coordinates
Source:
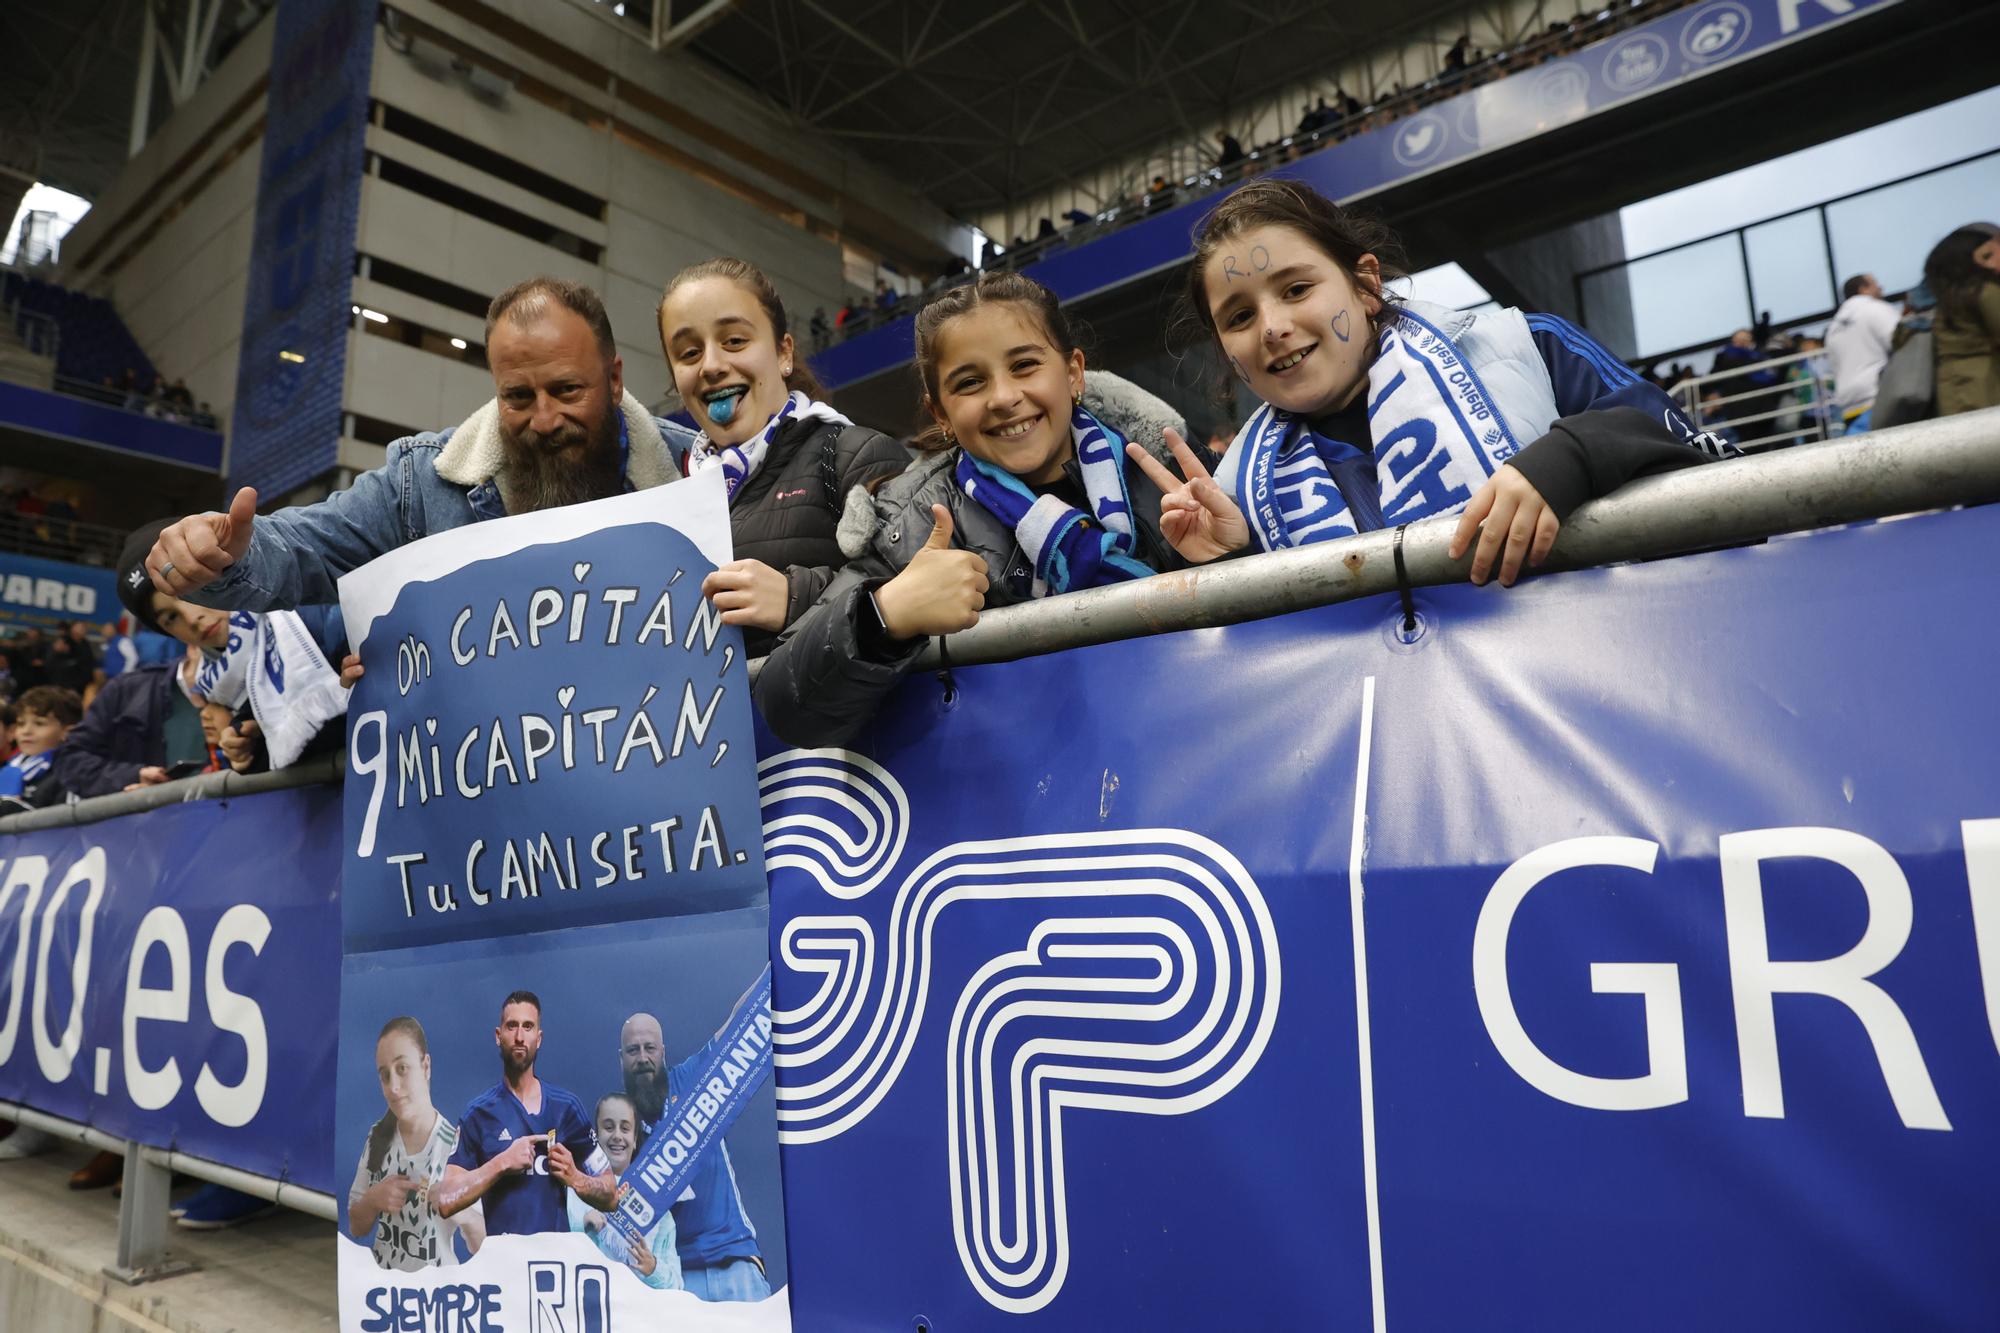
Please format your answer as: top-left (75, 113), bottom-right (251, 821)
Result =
top-left (704, 385), bottom-right (748, 426)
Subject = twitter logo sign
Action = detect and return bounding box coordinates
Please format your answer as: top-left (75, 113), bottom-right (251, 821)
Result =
top-left (1390, 112), bottom-right (1450, 167)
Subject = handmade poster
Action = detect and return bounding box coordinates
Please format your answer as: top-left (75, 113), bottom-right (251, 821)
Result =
top-left (333, 469), bottom-right (789, 1331)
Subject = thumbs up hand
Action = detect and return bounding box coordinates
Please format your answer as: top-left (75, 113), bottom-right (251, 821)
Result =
top-left (873, 504), bottom-right (990, 639)
top-left (150, 487), bottom-right (259, 595)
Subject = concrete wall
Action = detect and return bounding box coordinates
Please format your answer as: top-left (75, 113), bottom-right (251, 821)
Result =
top-left (61, 0), bottom-right (979, 494)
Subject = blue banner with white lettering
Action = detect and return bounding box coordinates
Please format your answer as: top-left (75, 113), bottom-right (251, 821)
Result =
top-left (0, 787), bottom-right (340, 1191)
top-left (334, 474), bottom-right (791, 1327)
top-left (0, 550), bottom-right (122, 632)
top-left (764, 501), bottom-right (1999, 1329)
top-left (228, 0), bottom-right (377, 500)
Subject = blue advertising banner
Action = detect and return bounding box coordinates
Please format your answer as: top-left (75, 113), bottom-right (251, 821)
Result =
top-left (334, 472), bottom-right (791, 1329)
top-left (0, 550), bottom-right (123, 632)
top-left (813, 0), bottom-right (1902, 388)
top-left (0, 787), bottom-right (340, 1191)
top-left (764, 502), bottom-right (1998, 1329)
top-left (227, 0), bottom-right (378, 500)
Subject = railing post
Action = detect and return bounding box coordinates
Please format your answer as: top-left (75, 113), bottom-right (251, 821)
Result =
top-left (107, 1140), bottom-right (196, 1284)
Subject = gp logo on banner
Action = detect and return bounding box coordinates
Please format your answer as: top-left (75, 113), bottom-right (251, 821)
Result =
top-left (761, 750), bottom-right (1280, 1314)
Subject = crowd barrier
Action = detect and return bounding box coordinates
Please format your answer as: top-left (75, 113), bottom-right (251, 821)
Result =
top-left (2, 410), bottom-right (1996, 1315)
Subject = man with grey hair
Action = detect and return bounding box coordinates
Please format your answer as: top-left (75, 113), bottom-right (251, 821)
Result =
top-left (146, 276), bottom-right (696, 610)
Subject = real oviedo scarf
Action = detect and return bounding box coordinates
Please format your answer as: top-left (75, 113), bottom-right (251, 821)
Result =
top-left (1225, 306), bottom-right (1523, 551)
top-left (954, 405), bottom-right (1157, 597)
top-left (686, 390), bottom-right (851, 502)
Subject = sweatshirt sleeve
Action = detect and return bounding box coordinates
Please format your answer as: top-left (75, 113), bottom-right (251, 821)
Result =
top-left (1505, 407), bottom-right (1719, 522)
top-left (1524, 312), bottom-right (1737, 459)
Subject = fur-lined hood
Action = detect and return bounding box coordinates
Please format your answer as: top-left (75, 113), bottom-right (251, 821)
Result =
top-left (433, 390), bottom-right (687, 508)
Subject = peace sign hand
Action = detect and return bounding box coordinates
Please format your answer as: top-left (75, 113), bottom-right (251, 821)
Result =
top-left (1124, 430), bottom-right (1251, 564)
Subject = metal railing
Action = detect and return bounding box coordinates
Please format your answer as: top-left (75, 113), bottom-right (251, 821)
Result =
top-left (900, 407), bottom-right (2000, 669)
top-left (1670, 346), bottom-right (1839, 453)
top-left (1575, 146), bottom-right (2000, 365)
top-left (5, 408), bottom-right (1997, 1280)
top-left (0, 508), bottom-right (130, 570)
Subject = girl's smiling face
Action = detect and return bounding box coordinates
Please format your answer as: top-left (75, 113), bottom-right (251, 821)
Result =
top-left (1203, 223), bottom-right (1382, 417)
top-left (926, 303), bottom-right (1085, 486)
top-left (661, 276), bottom-right (795, 447)
top-left (594, 1098), bottom-right (637, 1173)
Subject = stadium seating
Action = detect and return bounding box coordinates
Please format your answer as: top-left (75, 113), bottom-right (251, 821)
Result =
top-left (2, 272), bottom-right (158, 389)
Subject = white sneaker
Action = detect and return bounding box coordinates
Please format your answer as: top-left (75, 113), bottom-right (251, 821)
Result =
top-left (0, 1126), bottom-right (53, 1160)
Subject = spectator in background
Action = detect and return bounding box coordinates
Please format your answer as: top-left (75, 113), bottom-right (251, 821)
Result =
top-left (1036, 216), bottom-right (1057, 241)
top-left (0, 684), bottom-right (81, 809)
top-left (1215, 130), bottom-right (1246, 167)
top-left (199, 699), bottom-right (234, 772)
top-left (0, 659), bottom-right (14, 707)
top-left (1444, 34), bottom-right (1473, 73)
top-left (808, 307), bottom-right (829, 347)
top-left (1062, 207), bottom-right (1092, 228)
top-left (1824, 274), bottom-right (1901, 434)
top-left (1706, 327), bottom-right (1779, 426)
top-left (874, 279), bottom-right (899, 311)
top-left (1924, 222), bottom-right (2000, 417)
top-left (44, 622), bottom-right (97, 695)
top-left (9, 630), bottom-right (48, 691)
top-left (0, 701), bottom-right (14, 760)
top-left (1297, 97), bottom-right (1330, 135)
top-left (53, 530), bottom-right (221, 801)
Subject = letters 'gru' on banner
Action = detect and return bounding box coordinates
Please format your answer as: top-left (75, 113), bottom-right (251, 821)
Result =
top-left (334, 469), bottom-right (791, 1329)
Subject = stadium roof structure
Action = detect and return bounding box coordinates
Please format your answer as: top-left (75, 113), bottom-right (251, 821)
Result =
top-left (1, 0), bottom-right (148, 211)
top-left (682, 0), bottom-right (1472, 219)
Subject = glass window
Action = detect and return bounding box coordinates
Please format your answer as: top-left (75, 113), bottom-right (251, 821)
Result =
top-left (1743, 211), bottom-right (1834, 324)
top-left (1826, 154), bottom-right (2000, 295)
top-left (1582, 235), bottom-right (1749, 360)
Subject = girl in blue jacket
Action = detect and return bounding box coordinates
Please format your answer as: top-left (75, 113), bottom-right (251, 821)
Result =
top-left (1126, 178), bottom-right (1734, 585)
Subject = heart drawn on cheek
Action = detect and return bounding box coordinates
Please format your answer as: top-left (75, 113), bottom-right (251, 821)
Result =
top-left (1331, 308), bottom-right (1353, 343)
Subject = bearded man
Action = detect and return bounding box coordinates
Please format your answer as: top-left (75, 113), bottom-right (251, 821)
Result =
top-left (435, 991), bottom-right (614, 1237)
top-left (619, 1011), bottom-right (770, 1302)
top-left (144, 277), bottom-right (692, 609)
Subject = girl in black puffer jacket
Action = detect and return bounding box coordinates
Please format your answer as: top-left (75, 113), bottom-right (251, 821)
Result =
top-left (662, 258), bottom-right (912, 657)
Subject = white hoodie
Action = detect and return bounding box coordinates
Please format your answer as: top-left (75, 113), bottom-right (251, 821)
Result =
top-left (1824, 293), bottom-right (1902, 415)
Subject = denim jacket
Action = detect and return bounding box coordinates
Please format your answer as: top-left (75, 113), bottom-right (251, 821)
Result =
top-left (196, 391), bottom-right (692, 611)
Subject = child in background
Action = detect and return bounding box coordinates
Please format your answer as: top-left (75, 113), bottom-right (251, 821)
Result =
top-left (0, 685), bottom-right (84, 1161)
top-left (0, 685), bottom-right (82, 809)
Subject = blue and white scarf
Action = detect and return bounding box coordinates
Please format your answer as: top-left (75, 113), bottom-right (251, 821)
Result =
top-left (1223, 306), bottom-right (1523, 550)
top-left (0, 749), bottom-right (51, 798)
top-left (686, 390), bottom-right (851, 502)
top-left (193, 609), bottom-right (348, 770)
top-left (954, 405), bottom-right (1157, 597)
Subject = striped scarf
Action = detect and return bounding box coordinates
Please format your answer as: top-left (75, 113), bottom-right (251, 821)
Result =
top-left (687, 390), bottom-right (850, 502)
top-left (954, 405), bottom-right (1157, 597)
top-left (1221, 306), bottom-right (1524, 550)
